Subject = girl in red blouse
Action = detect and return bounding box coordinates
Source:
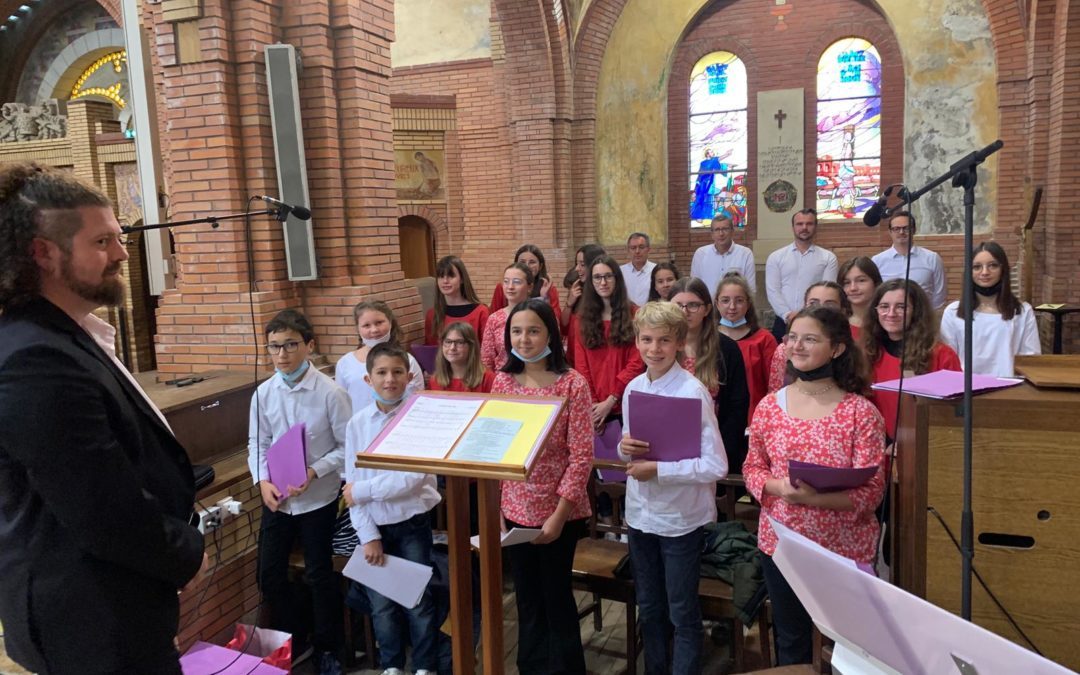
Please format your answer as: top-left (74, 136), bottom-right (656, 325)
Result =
top-left (744, 305), bottom-right (886, 666)
top-left (428, 322), bottom-right (494, 393)
top-left (493, 298), bottom-right (593, 675)
top-left (863, 279), bottom-right (960, 440)
top-left (480, 262), bottom-right (534, 372)
top-left (563, 243), bottom-right (607, 365)
top-left (574, 254), bottom-right (645, 429)
top-left (423, 256), bottom-right (490, 346)
top-left (489, 244), bottom-right (562, 319)
top-left (716, 272), bottom-right (778, 427)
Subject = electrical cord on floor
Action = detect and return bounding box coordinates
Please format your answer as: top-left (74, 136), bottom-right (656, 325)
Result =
top-left (927, 506), bottom-right (1043, 656)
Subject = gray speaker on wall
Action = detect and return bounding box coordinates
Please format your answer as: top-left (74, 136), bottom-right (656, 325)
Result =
top-left (265, 43), bottom-right (317, 281)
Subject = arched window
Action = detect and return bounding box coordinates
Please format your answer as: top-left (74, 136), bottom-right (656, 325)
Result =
top-left (815, 37), bottom-right (882, 220)
top-left (689, 51), bottom-right (748, 229)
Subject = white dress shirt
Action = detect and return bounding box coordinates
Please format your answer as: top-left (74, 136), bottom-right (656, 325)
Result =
top-left (690, 242), bottom-right (757, 298)
top-left (764, 242), bottom-right (839, 321)
top-left (248, 363), bottom-right (352, 515)
top-left (618, 363), bottom-right (728, 536)
top-left (335, 350), bottom-right (424, 414)
top-left (345, 402), bottom-right (442, 544)
top-left (939, 301), bottom-right (1041, 376)
top-left (620, 260), bottom-right (657, 307)
top-left (872, 246), bottom-right (947, 309)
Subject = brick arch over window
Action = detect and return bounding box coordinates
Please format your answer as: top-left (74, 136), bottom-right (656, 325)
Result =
top-left (397, 204), bottom-right (449, 244)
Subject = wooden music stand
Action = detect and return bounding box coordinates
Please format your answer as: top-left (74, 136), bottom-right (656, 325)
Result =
top-left (354, 390), bottom-right (566, 675)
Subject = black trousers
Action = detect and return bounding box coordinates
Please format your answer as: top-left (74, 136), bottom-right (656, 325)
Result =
top-left (761, 553), bottom-right (813, 665)
top-left (505, 518), bottom-right (588, 675)
top-left (257, 499), bottom-right (343, 653)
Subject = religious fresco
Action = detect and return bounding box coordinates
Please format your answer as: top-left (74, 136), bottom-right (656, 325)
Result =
top-left (395, 149), bottom-right (446, 201)
top-left (15, 3), bottom-right (118, 104)
top-left (688, 51), bottom-right (748, 229)
top-left (815, 38), bottom-right (882, 220)
top-left (112, 162), bottom-right (143, 229)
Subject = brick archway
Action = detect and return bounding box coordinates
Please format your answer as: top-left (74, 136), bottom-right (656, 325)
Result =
top-left (397, 204), bottom-right (448, 245)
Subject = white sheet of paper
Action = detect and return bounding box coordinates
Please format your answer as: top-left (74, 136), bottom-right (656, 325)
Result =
top-left (469, 527), bottom-right (542, 550)
top-left (373, 395), bottom-right (484, 458)
top-left (341, 551), bottom-right (434, 609)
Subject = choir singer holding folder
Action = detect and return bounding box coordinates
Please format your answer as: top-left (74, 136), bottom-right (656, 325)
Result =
top-left (618, 301), bottom-right (728, 675)
top-left (742, 305), bottom-right (886, 666)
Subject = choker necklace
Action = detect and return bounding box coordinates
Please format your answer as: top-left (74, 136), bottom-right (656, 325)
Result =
top-left (795, 380), bottom-right (836, 396)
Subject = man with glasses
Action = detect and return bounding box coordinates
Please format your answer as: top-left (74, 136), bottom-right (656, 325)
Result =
top-left (0, 162), bottom-right (206, 674)
top-left (871, 211), bottom-right (946, 309)
top-left (691, 214), bottom-right (756, 298)
top-left (620, 231), bottom-right (656, 306)
top-left (764, 208), bottom-right (839, 342)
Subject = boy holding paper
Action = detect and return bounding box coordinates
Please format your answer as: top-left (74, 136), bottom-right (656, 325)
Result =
top-left (618, 301), bottom-right (728, 675)
top-left (248, 309), bottom-right (352, 674)
top-left (343, 343), bottom-right (441, 675)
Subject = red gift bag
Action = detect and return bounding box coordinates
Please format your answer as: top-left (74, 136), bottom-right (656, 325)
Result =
top-left (225, 624), bottom-right (292, 671)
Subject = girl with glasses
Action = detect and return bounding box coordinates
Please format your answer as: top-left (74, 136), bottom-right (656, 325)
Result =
top-left (768, 281), bottom-right (852, 394)
top-left (670, 277), bottom-right (750, 471)
top-left (489, 244), bottom-right (562, 318)
top-left (575, 255), bottom-right (645, 429)
top-left (563, 243), bottom-right (607, 366)
top-left (939, 242), bottom-right (1040, 376)
top-left (715, 272), bottom-right (777, 428)
top-left (481, 262), bottom-right (535, 372)
top-left (424, 256), bottom-right (490, 347)
top-left (429, 322), bottom-right (494, 393)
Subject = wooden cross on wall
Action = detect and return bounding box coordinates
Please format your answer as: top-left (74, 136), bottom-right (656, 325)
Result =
top-left (774, 109), bottom-right (787, 129)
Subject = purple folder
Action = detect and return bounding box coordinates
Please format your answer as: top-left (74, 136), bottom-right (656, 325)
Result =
top-left (181, 641), bottom-right (287, 675)
top-left (871, 370), bottom-right (1023, 399)
top-left (267, 423), bottom-right (308, 495)
top-left (788, 459), bottom-right (877, 493)
top-left (627, 390), bottom-right (702, 462)
top-left (410, 344), bottom-right (438, 374)
top-left (593, 420), bottom-right (627, 483)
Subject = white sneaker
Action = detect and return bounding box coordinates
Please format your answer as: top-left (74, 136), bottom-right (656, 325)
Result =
top-left (415, 671), bottom-right (437, 675)
top-left (380, 669), bottom-right (406, 675)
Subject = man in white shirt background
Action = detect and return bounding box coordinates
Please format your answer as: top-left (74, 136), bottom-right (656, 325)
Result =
top-left (871, 211), bottom-right (947, 309)
top-left (621, 231), bottom-right (657, 307)
top-left (764, 208), bottom-right (839, 342)
top-left (690, 214), bottom-right (757, 299)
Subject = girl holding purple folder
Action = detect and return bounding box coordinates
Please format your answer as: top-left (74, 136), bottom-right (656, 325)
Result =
top-left (743, 305), bottom-right (886, 666)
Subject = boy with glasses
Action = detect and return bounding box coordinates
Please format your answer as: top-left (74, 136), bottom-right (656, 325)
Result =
top-left (248, 308), bottom-right (352, 674)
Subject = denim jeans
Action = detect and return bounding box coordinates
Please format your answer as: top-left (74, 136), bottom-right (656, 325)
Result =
top-left (363, 511), bottom-right (438, 671)
top-left (505, 517), bottom-right (587, 675)
top-left (257, 499), bottom-right (343, 653)
top-left (628, 526), bottom-right (705, 675)
top-left (761, 553), bottom-right (813, 665)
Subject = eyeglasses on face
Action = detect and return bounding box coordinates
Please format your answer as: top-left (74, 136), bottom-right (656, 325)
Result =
top-left (889, 226), bottom-right (910, 234)
top-left (442, 339), bottom-right (468, 348)
top-left (503, 278), bottom-right (527, 287)
top-left (712, 227), bottom-right (733, 234)
top-left (592, 273), bottom-right (616, 284)
top-left (875, 303), bottom-right (908, 315)
top-left (972, 262), bottom-right (1001, 272)
top-left (266, 340), bottom-right (302, 354)
top-left (676, 301), bottom-right (705, 312)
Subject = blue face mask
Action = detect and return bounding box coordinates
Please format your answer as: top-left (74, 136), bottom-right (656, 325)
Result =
top-left (719, 317), bottom-right (748, 328)
top-left (372, 389), bottom-right (406, 407)
top-left (277, 360), bottom-right (310, 387)
top-left (511, 345), bottom-right (552, 364)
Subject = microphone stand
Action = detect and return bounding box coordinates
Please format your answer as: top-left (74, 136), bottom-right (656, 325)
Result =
top-left (884, 139), bottom-right (1003, 621)
top-left (120, 207), bottom-right (280, 234)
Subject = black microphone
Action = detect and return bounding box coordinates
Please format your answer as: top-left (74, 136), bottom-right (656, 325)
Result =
top-left (862, 193), bottom-right (889, 227)
top-left (257, 196), bottom-right (312, 221)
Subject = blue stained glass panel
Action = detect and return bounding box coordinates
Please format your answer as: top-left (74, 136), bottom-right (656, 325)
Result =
top-left (690, 52), bottom-right (747, 227)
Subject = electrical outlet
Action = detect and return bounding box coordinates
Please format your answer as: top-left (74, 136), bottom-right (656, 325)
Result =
top-left (197, 506), bottom-right (222, 534)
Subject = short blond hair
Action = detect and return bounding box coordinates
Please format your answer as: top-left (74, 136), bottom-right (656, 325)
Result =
top-left (633, 301), bottom-right (688, 342)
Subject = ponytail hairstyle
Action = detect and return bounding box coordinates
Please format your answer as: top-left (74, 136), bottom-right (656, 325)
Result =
top-left (501, 298), bottom-right (569, 374)
top-left (715, 272), bottom-right (760, 332)
top-left (670, 276), bottom-right (726, 391)
top-left (352, 299), bottom-right (405, 349)
top-left (433, 256), bottom-right (481, 329)
top-left (579, 254), bottom-right (636, 348)
top-left (433, 321), bottom-right (485, 390)
top-left (789, 305), bottom-right (870, 394)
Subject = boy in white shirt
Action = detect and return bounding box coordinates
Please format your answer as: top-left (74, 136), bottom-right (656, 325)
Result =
top-left (343, 343), bottom-right (442, 675)
top-left (619, 301), bottom-right (728, 675)
top-left (248, 309), bottom-right (352, 674)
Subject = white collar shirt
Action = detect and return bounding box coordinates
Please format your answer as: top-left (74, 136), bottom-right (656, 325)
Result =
top-left (620, 260), bottom-right (657, 307)
top-left (871, 246), bottom-right (947, 309)
top-left (765, 242), bottom-right (839, 321)
top-left (691, 242), bottom-right (757, 298)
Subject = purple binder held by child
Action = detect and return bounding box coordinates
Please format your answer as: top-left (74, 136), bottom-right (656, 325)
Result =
top-left (267, 422), bottom-right (308, 496)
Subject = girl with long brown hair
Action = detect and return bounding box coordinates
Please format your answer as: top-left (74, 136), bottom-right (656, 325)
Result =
top-left (424, 255), bottom-right (489, 346)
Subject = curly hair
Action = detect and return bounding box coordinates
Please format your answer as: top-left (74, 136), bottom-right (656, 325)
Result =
top-left (788, 305), bottom-right (870, 394)
top-left (0, 162), bottom-right (112, 310)
top-left (578, 254), bottom-right (636, 349)
top-left (862, 279), bottom-right (938, 374)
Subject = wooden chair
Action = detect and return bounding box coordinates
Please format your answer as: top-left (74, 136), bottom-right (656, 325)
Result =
top-left (571, 476), bottom-right (640, 673)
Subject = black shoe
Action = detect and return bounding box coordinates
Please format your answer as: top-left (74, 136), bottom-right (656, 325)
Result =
top-left (316, 650), bottom-right (343, 675)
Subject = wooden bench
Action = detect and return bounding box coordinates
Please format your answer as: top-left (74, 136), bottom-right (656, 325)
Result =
top-left (698, 576), bottom-right (771, 672)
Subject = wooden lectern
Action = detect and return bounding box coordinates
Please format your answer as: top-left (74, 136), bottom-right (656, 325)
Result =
top-left (354, 391), bottom-right (566, 675)
top-left (892, 381), bottom-right (1080, 670)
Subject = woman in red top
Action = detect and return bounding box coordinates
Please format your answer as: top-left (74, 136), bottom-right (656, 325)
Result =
top-left (744, 305), bottom-right (886, 665)
top-left (838, 256), bottom-right (882, 332)
top-left (863, 279), bottom-right (960, 440)
top-left (489, 244), bottom-right (561, 319)
top-left (716, 272), bottom-right (777, 426)
top-left (493, 298), bottom-right (593, 675)
top-left (562, 243), bottom-right (606, 365)
top-left (481, 262), bottom-right (534, 372)
top-left (574, 254), bottom-right (645, 429)
top-left (424, 255), bottom-right (490, 346)
top-left (428, 322), bottom-right (494, 393)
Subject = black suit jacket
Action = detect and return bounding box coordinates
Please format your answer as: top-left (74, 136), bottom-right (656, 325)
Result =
top-left (0, 298), bottom-right (204, 674)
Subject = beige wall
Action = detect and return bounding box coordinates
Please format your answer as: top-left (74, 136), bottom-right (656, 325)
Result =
top-left (392, 0), bottom-right (492, 67)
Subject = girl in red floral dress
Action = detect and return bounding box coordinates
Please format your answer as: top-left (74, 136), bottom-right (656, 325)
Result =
top-left (493, 298), bottom-right (593, 675)
top-left (744, 305), bottom-right (886, 666)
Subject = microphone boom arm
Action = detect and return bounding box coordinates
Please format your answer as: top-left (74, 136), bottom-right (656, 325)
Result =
top-left (120, 208), bottom-right (280, 234)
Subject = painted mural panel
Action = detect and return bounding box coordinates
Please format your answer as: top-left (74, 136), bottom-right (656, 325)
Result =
top-left (815, 38), bottom-right (882, 220)
top-left (689, 52), bottom-right (748, 229)
top-left (396, 149), bottom-right (446, 201)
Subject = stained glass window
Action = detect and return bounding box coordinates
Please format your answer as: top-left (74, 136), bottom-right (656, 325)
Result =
top-left (816, 38), bottom-right (881, 220)
top-left (689, 52), bottom-right (748, 229)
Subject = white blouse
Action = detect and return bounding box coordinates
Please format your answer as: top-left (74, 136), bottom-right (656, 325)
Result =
top-left (939, 301), bottom-right (1041, 376)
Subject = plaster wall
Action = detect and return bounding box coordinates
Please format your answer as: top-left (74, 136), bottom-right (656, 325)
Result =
top-left (392, 0), bottom-right (491, 68)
